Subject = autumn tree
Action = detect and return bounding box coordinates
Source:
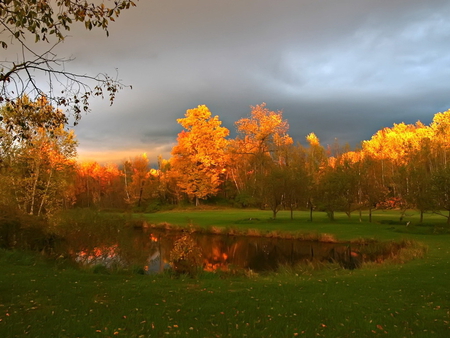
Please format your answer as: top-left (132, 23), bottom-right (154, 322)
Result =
top-left (171, 105), bottom-right (229, 205)
top-left (430, 166), bottom-right (450, 224)
top-left (75, 161), bottom-right (124, 209)
top-left (362, 120), bottom-right (438, 220)
top-left (333, 151), bottom-right (361, 218)
top-left (428, 110), bottom-right (450, 222)
top-left (123, 153), bottom-right (156, 209)
top-left (230, 103), bottom-right (293, 207)
top-left (358, 155), bottom-right (388, 222)
top-left (316, 155), bottom-right (358, 221)
top-left (304, 132), bottom-right (326, 221)
top-left (1, 97), bottom-right (77, 215)
top-left (259, 144), bottom-right (309, 220)
top-left (430, 109), bottom-right (450, 167)
top-left (261, 165), bottom-right (287, 219)
top-left (281, 143), bottom-right (310, 220)
top-left (362, 124), bottom-right (409, 215)
top-left (0, 0), bottom-right (137, 135)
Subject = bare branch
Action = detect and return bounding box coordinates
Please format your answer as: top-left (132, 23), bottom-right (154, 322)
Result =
top-left (1, 0), bottom-right (137, 135)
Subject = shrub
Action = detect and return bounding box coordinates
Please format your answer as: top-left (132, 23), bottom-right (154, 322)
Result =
top-left (0, 204), bottom-right (51, 251)
top-left (169, 234), bottom-right (203, 277)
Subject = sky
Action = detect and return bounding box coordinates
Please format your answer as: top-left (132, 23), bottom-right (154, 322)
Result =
top-left (41, 0), bottom-right (450, 164)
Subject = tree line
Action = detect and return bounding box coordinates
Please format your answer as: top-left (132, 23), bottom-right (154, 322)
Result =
top-left (2, 98), bottom-right (450, 223)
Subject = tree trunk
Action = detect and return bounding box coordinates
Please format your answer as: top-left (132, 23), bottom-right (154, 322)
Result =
top-left (123, 165), bottom-right (130, 203)
top-left (29, 165), bottom-right (40, 215)
top-left (137, 180), bottom-right (144, 207)
top-left (272, 208), bottom-right (277, 219)
top-left (327, 210), bottom-right (335, 221)
top-left (37, 168), bottom-right (53, 216)
top-left (369, 207), bottom-right (372, 223)
top-left (85, 176), bottom-right (90, 207)
top-left (399, 208), bottom-right (407, 222)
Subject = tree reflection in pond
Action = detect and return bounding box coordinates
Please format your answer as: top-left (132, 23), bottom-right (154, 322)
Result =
top-left (68, 228), bottom-right (363, 273)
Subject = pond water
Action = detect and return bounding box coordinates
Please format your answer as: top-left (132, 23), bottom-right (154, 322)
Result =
top-left (60, 227), bottom-right (363, 273)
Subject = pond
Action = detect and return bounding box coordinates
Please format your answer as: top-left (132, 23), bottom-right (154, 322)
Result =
top-left (60, 227), bottom-right (364, 273)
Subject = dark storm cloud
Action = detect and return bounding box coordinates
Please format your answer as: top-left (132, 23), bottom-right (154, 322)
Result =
top-left (60, 0), bottom-right (450, 163)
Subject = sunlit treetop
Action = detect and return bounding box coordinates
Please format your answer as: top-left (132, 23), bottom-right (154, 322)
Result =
top-left (431, 109), bottom-right (450, 138)
top-left (235, 103), bottom-right (292, 154)
top-left (335, 150), bottom-right (364, 166)
top-left (362, 121), bottom-right (432, 164)
top-left (174, 105), bottom-right (230, 165)
top-left (171, 105), bottom-right (230, 203)
top-left (306, 132), bottom-right (320, 147)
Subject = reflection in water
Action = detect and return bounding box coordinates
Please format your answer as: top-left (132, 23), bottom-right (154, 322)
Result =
top-left (68, 228), bottom-right (362, 273)
top-left (76, 244), bottom-right (123, 267)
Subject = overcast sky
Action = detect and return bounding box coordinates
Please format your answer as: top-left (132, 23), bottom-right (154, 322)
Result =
top-left (51, 0), bottom-right (450, 164)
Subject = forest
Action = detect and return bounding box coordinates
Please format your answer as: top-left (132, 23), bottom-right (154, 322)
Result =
top-left (2, 97), bottom-right (450, 224)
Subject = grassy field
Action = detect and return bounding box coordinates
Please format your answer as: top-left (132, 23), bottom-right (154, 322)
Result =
top-left (1, 209), bottom-right (450, 337)
top-left (139, 208), bottom-right (450, 241)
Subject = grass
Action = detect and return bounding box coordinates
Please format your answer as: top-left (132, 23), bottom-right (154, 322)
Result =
top-left (1, 208), bottom-right (450, 337)
top-left (139, 208), bottom-right (450, 241)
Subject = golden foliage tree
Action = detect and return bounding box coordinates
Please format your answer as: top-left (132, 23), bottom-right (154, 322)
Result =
top-left (123, 153), bottom-right (156, 208)
top-left (171, 105), bottom-right (229, 205)
top-left (75, 161), bottom-right (124, 209)
top-left (230, 103), bottom-right (293, 206)
top-left (234, 103), bottom-right (292, 159)
top-left (0, 97), bottom-right (78, 215)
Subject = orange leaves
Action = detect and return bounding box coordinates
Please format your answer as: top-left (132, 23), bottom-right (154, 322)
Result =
top-left (173, 105), bottom-right (229, 164)
top-left (306, 132), bottom-right (320, 147)
top-left (235, 103), bottom-right (292, 154)
top-left (431, 109), bottom-right (450, 136)
top-left (77, 161), bottom-right (121, 192)
top-left (362, 121), bottom-right (431, 164)
top-left (171, 105), bottom-right (230, 202)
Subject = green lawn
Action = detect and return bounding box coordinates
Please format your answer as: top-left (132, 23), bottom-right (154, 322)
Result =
top-left (140, 208), bottom-right (449, 241)
top-left (1, 209), bottom-right (450, 337)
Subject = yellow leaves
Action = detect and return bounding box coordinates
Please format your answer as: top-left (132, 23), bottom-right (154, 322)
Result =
top-left (431, 109), bottom-right (450, 132)
top-left (306, 132), bottom-right (320, 147)
top-left (236, 103), bottom-right (291, 150)
top-left (233, 103), bottom-right (293, 169)
top-left (362, 119), bottom-right (434, 164)
top-left (172, 105), bottom-right (230, 201)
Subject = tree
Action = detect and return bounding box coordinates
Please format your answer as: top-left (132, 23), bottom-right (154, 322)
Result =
top-left (171, 105), bottom-right (229, 205)
top-left (1, 97), bottom-right (78, 215)
top-left (75, 161), bottom-right (124, 209)
top-left (123, 153), bottom-right (155, 209)
top-left (281, 143), bottom-right (309, 220)
top-left (358, 155), bottom-right (388, 222)
top-left (262, 166), bottom-right (286, 219)
top-left (304, 132), bottom-right (326, 221)
top-left (230, 103), bottom-right (293, 207)
top-left (234, 103), bottom-right (292, 161)
top-left (430, 166), bottom-right (450, 225)
top-left (0, 0), bottom-right (137, 135)
top-left (316, 158), bottom-right (358, 221)
top-left (430, 109), bottom-right (450, 168)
